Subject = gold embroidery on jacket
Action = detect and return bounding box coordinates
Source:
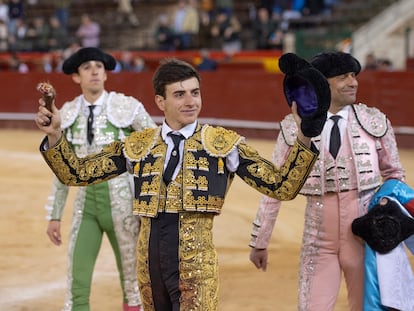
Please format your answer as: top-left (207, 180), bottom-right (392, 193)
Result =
top-left (124, 127), bottom-right (160, 161)
top-left (201, 125), bottom-right (242, 157)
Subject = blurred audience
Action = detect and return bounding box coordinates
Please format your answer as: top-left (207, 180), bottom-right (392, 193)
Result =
top-left (8, 0), bottom-right (24, 35)
top-left (211, 11), bottom-right (242, 55)
top-left (76, 13), bottom-right (100, 48)
top-left (0, 17), bottom-right (7, 51)
top-left (8, 17), bottom-right (29, 51)
top-left (171, 0), bottom-right (199, 50)
top-left (268, 28), bottom-right (284, 50)
top-left (26, 16), bottom-right (50, 52)
top-left (154, 13), bottom-right (176, 51)
top-left (115, 0), bottom-right (139, 27)
top-left (214, 0), bottom-right (233, 17)
top-left (7, 51), bottom-right (28, 72)
top-left (53, 0), bottom-right (70, 30)
top-left (0, 0), bottom-right (8, 25)
top-left (196, 48), bottom-right (218, 71)
top-left (130, 55), bottom-right (147, 72)
top-left (252, 7), bottom-right (277, 49)
top-left (197, 10), bottom-right (214, 49)
top-left (48, 16), bottom-right (68, 51)
top-left (0, 0), bottom-right (385, 73)
top-left (377, 58), bottom-right (393, 71)
top-left (364, 52), bottom-right (378, 70)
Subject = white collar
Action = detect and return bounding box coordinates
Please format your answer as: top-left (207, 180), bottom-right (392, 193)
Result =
top-left (81, 90), bottom-right (107, 107)
top-left (328, 105), bottom-right (349, 120)
top-left (161, 121), bottom-right (197, 141)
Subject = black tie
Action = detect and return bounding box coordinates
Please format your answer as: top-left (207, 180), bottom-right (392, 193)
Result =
top-left (87, 105), bottom-right (95, 145)
top-left (163, 133), bottom-right (184, 185)
top-left (329, 115), bottom-right (341, 159)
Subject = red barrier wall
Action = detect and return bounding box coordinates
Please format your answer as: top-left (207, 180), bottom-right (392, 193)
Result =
top-left (0, 71), bottom-right (289, 120)
top-left (1, 70), bottom-right (414, 146)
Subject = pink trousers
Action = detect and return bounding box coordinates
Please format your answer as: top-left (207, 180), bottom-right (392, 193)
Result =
top-left (298, 191), bottom-right (366, 311)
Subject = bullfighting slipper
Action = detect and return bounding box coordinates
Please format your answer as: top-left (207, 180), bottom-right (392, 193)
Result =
top-left (278, 52), bottom-right (331, 137)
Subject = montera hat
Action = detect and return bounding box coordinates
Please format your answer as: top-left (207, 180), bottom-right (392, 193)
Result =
top-left (310, 51), bottom-right (361, 78)
top-left (352, 198), bottom-right (414, 254)
top-left (62, 47), bottom-right (116, 74)
top-left (278, 52), bottom-right (331, 137)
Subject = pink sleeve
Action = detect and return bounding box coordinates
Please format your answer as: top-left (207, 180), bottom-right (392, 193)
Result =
top-left (249, 130), bottom-right (293, 248)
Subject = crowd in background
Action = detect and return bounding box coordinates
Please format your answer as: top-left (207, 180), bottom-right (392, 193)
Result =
top-left (0, 0), bottom-right (340, 73)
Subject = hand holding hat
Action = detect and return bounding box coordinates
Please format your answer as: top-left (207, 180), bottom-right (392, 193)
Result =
top-left (278, 53), bottom-right (331, 137)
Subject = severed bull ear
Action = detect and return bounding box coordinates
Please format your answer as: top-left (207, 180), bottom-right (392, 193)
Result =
top-left (37, 81), bottom-right (56, 112)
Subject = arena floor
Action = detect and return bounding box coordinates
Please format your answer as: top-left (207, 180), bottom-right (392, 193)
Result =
top-left (1, 129), bottom-right (414, 311)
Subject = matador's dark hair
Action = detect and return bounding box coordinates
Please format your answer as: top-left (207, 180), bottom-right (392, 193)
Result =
top-left (152, 58), bottom-right (201, 98)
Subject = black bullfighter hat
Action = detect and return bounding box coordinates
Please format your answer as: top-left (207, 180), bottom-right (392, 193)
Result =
top-left (62, 47), bottom-right (116, 74)
top-left (278, 52), bottom-right (331, 137)
top-left (310, 51), bottom-right (361, 78)
top-left (352, 198), bottom-right (414, 254)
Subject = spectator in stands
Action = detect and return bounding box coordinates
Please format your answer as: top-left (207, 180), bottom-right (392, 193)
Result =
top-left (54, 49), bottom-right (65, 73)
top-left (171, 0), bottom-right (199, 50)
top-left (130, 55), bottom-right (147, 72)
top-left (7, 0), bottom-right (24, 36)
top-left (8, 17), bottom-right (30, 51)
top-left (0, 0), bottom-right (8, 26)
top-left (253, 6), bottom-right (278, 49)
top-left (115, 0), bottom-right (139, 27)
top-left (364, 52), bottom-right (377, 71)
top-left (118, 50), bottom-right (134, 71)
top-left (268, 27), bottom-right (285, 50)
top-left (76, 13), bottom-right (100, 48)
top-left (196, 48), bottom-right (218, 71)
top-left (197, 10), bottom-right (214, 49)
top-left (214, 0), bottom-right (233, 17)
top-left (40, 52), bottom-right (54, 73)
top-left (200, 0), bottom-right (214, 17)
top-left (377, 58), bottom-right (393, 71)
top-left (154, 13), bottom-right (176, 51)
top-left (62, 38), bottom-right (81, 60)
top-left (304, 0), bottom-right (325, 16)
top-left (211, 11), bottom-right (242, 56)
top-left (323, 0), bottom-right (338, 15)
top-left (7, 51), bottom-right (28, 72)
top-left (53, 0), bottom-right (70, 30)
top-left (26, 16), bottom-right (50, 52)
top-left (0, 18), bottom-right (8, 51)
top-left (280, 0), bottom-right (304, 31)
top-left (48, 16), bottom-right (68, 51)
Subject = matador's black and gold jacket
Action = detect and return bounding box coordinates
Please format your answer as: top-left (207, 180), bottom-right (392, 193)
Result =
top-left (41, 123), bottom-right (318, 217)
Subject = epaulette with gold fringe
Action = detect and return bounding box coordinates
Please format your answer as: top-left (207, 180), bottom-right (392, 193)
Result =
top-left (123, 127), bottom-right (161, 161)
top-left (201, 125), bottom-right (243, 157)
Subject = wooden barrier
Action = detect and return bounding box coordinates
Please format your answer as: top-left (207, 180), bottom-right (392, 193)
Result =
top-left (1, 69), bottom-right (414, 147)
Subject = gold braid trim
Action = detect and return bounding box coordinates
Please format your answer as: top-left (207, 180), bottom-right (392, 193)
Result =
top-left (201, 125), bottom-right (242, 157)
top-left (238, 139), bottom-right (317, 201)
top-left (41, 135), bottom-right (123, 186)
top-left (136, 217), bottom-right (154, 310)
top-left (123, 127), bottom-right (161, 161)
top-left (271, 139), bottom-right (317, 200)
top-left (179, 212), bottom-right (219, 310)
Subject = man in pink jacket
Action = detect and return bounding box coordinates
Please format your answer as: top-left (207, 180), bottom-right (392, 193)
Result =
top-left (249, 51), bottom-right (406, 311)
